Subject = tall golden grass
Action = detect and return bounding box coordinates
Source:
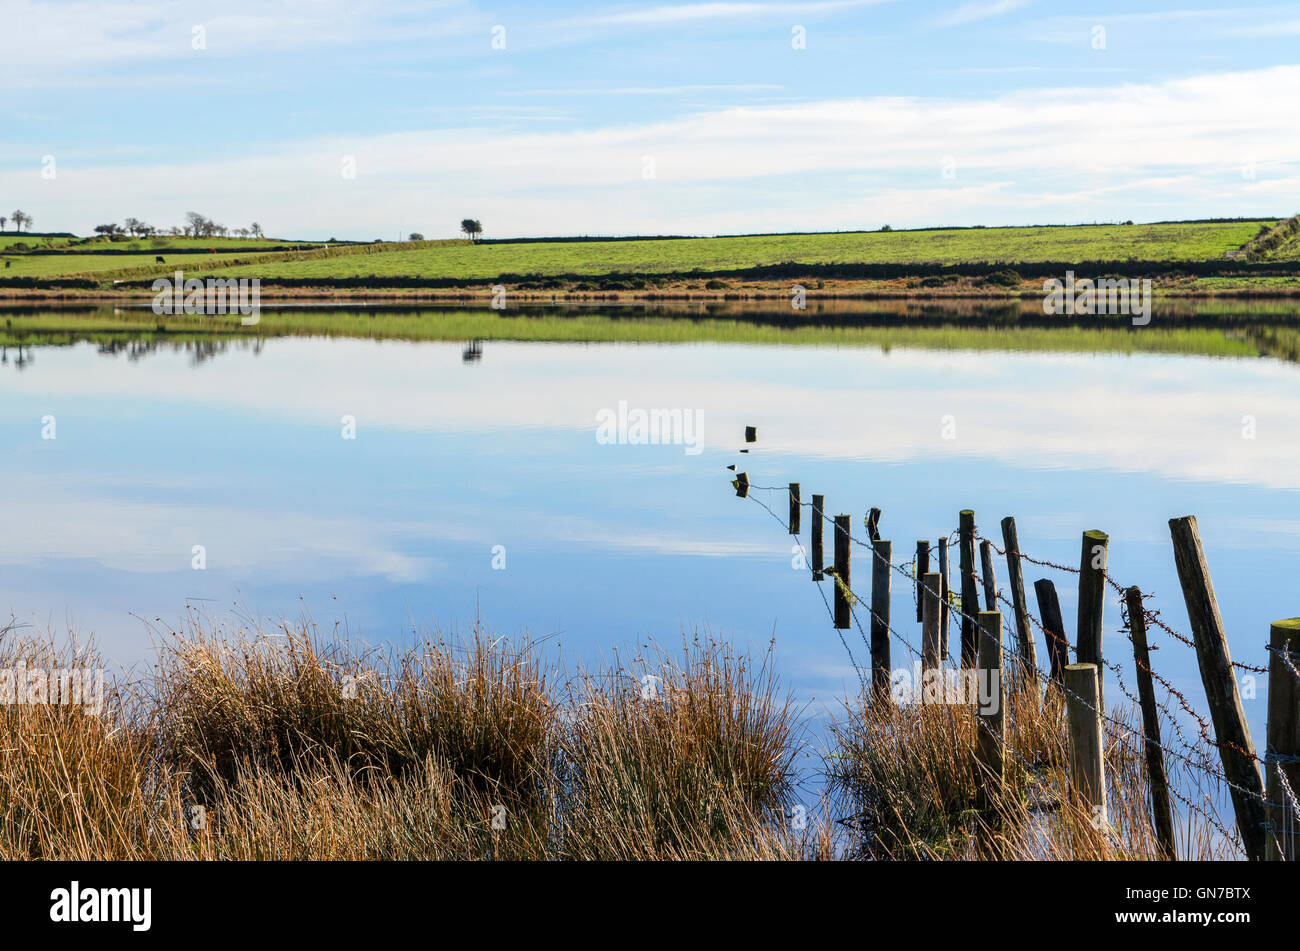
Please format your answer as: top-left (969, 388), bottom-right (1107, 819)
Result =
top-left (0, 621), bottom-right (1236, 860)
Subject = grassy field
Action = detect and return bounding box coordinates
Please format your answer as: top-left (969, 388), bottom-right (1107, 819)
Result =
top-left (192, 221), bottom-right (1275, 282)
top-left (0, 220), bottom-right (1285, 286)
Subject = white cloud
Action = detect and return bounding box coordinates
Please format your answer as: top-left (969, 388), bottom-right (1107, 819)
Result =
top-left (580, 0), bottom-right (887, 26)
top-left (932, 0), bottom-right (1030, 28)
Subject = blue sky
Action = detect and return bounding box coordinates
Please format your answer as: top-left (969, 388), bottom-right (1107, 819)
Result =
top-left (3, 0), bottom-right (1299, 238)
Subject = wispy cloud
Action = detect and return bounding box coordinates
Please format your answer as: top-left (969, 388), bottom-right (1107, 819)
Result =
top-left (932, 0), bottom-right (1030, 28)
top-left (580, 0), bottom-right (887, 26)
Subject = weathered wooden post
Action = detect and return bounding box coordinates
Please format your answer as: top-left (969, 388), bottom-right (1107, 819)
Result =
top-left (1034, 578), bottom-right (1070, 683)
top-left (1077, 529), bottom-right (1109, 711)
top-left (959, 510), bottom-right (979, 668)
top-left (915, 540), bottom-right (930, 623)
top-left (1065, 663), bottom-right (1107, 826)
top-left (1168, 515), bottom-right (1267, 862)
top-left (832, 514), bottom-right (851, 630)
top-left (921, 571), bottom-right (943, 673)
top-left (871, 539), bottom-right (892, 701)
top-left (976, 609), bottom-right (1005, 811)
top-left (979, 539), bottom-right (998, 611)
top-left (1000, 516), bottom-right (1039, 688)
top-left (938, 537), bottom-right (951, 660)
top-left (788, 482), bottom-right (801, 535)
top-left (811, 494), bottom-right (824, 581)
top-left (1266, 618), bottom-right (1300, 861)
top-left (734, 472), bottom-right (749, 498)
top-left (744, 425), bottom-right (756, 443)
top-left (866, 507), bottom-right (882, 543)
top-left (1124, 586), bottom-right (1176, 861)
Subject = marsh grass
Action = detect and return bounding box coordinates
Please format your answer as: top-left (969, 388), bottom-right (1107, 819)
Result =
top-left (0, 620), bottom-right (1238, 860)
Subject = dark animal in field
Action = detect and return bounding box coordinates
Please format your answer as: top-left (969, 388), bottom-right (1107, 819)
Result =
top-left (155, 256), bottom-right (165, 263)
top-left (4, 261), bottom-right (9, 268)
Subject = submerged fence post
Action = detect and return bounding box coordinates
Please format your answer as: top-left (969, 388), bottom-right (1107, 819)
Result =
top-left (976, 609), bottom-right (1005, 811)
top-left (1034, 578), bottom-right (1070, 683)
top-left (1077, 529), bottom-right (1109, 712)
top-left (979, 539), bottom-right (998, 611)
top-left (1168, 515), bottom-right (1267, 862)
top-left (915, 540), bottom-right (930, 623)
top-left (871, 539), bottom-right (892, 701)
top-left (937, 537), bottom-right (951, 659)
top-left (1266, 618), bottom-right (1300, 861)
top-left (1000, 516), bottom-right (1039, 691)
top-left (1065, 663), bottom-right (1107, 827)
top-left (811, 494), bottom-right (824, 581)
top-left (788, 483), bottom-right (800, 535)
top-left (959, 510), bottom-right (979, 668)
top-left (1125, 585), bottom-right (1176, 861)
top-left (921, 571), bottom-right (943, 674)
top-left (832, 514), bottom-right (851, 630)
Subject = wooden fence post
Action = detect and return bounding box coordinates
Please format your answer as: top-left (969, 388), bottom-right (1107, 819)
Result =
top-left (788, 483), bottom-right (800, 535)
top-left (832, 515), bottom-right (851, 630)
top-left (744, 425), bottom-right (756, 443)
top-left (734, 472), bottom-right (749, 498)
top-left (915, 540), bottom-right (930, 623)
top-left (1266, 618), bottom-right (1300, 861)
top-left (1077, 529), bottom-right (1109, 711)
top-left (1000, 516), bottom-right (1039, 689)
top-left (811, 494), bottom-right (824, 581)
top-left (979, 539), bottom-right (998, 611)
top-left (938, 537), bottom-right (951, 659)
top-left (959, 510), bottom-right (978, 668)
top-left (871, 539), bottom-right (892, 701)
top-left (921, 571), bottom-right (943, 673)
top-left (1124, 585), bottom-right (1176, 861)
top-left (1033, 578), bottom-right (1070, 683)
top-left (1168, 515), bottom-right (1267, 862)
top-left (1065, 663), bottom-right (1107, 826)
top-left (977, 609), bottom-right (1005, 811)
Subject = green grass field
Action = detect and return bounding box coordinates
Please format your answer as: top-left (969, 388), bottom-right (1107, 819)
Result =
top-left (191, 221), bottom-right (1273, 282)
top-left (0, 220), bottom-right (1289, 285)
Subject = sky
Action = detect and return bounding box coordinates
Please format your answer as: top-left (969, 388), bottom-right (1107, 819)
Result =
top-left (2, 0), bottom-right (1299, 239)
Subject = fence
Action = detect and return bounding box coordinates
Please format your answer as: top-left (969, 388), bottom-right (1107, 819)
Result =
top-left (732, 446), bottom-right (1300, 861)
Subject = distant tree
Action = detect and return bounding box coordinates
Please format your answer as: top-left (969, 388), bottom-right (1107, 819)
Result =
top-left (11, 210), bottom-right (29, 232)
top-left (93, 223), bottom-right (121, 236)
top-left (408, 232), bottom-right (425, 241)
top-left (460, 218), bottom-right (482, 243)
top-left (0, 216), bottom-right (7, 232)
top-left (249, 222), bottom-right (264, 239)
top-left (880, 224), bottom-right (893, 232)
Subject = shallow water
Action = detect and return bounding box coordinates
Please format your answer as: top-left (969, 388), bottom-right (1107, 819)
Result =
top-left (1, 305), bottom-right (1298, 752)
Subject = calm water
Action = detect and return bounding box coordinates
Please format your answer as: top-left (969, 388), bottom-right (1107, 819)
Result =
top-left (2, 306), bottom-right (1299, 749)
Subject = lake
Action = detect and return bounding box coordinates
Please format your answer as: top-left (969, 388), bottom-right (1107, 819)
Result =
top-left (2, 302), bottom-right (1298, 753)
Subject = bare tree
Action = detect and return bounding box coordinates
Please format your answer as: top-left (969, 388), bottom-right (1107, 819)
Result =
top-left (0, 216), bottom-right (7, 232)
top-left (249, 222), bottom-right (263, 238)
top-left (11, 210), bottom-right (29, 232)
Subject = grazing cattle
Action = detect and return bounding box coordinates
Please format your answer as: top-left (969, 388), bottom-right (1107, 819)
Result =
top-left (155, 255), bottom-right (166, 263)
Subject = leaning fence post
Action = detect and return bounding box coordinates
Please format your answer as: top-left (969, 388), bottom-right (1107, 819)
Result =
top-left (959, 510), bottom-right (979, 668)
top-left (1000, 516), bottom-right (1039, 691)
top-left (937, 537), bottom-right (951, 659)
top-left (1065, 663), bottom-right (1107, 827)
top-left (1266, 618), bottom-right (1300, 861)
top-left (921, 571), bottom-right (943, 674)
top-left (870, 539), bottom-right (892, 701)
top-left (811, 494), bottom-right (824, 581)
top-left (1168, 515), bottom-right (1267, 862)
top-left (832, 514), bottom-right (851, 630)
top-left (1125, 585), bottom-right (1176, 861)
top-left (734, 472), bottom-right (749, 498)
top-left (1033, 578), bottom-right (1070, 683)
top-left (979, 539), bottom-right (998, 611)
top-left (915, 540), bottom-right (930, 623)
top-left (976, 609), bottom-right (1005, 811)
top-left (788, 483), bottom-right (801, 535)
top-left (1077, 529), bottom-right (1109, 711)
